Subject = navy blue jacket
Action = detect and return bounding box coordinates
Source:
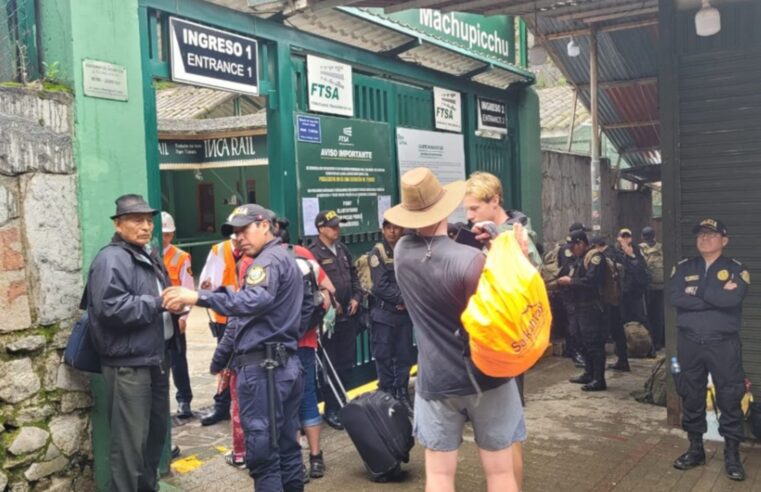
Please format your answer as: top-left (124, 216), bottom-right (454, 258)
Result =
top-left (670, 255), bottom-right (749, 340)
top-left (612, 244), bottom-right (649, 295)
top-left (86, 235), bottom-right (177, 367)
top-left (308, 238), bottom-right (362, 322)
top-left (569, 249), bottom-right (605, 304)
top-left (202, 238), bottom-right (304, 373)
top-left (369, 240), bottom-right (410, 325)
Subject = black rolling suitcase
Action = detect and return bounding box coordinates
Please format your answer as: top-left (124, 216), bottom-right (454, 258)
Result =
top-left (316, 334), bottom-right (414, 482)
top-left (339, 390), bottom-right (414, 481)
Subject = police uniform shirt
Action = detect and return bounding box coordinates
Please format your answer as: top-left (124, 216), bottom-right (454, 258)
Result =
top-left (196, 238), bottom-right (304, 353)
top-left (570, 249), bottom-right (605, 303)
top-left (308, 238), bottom-right (362, 315)
top-left (369, 240), bottom-right (409, 324)
top-left (670, 255), bottom-right (749, 340)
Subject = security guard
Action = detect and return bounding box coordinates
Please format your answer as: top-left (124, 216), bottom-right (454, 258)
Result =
top-left (369, 219), bottom-right (414, 408)
top-left (670, 218), bottom-right (749, 481)
top-left (558, 229), bottom-right (607, 391)
top-left (163, 204), bottom-right (305, 492)
top-left (559, 223), bottom-right (588, 367)
top-left (307, 210), bottom-right (363, 430)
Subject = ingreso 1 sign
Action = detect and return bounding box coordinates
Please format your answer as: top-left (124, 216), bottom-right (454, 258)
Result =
top-left (169, 17), bottom-right (259, 95)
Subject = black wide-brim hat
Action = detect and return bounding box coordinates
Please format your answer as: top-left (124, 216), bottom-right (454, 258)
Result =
top-left (110, 194), bottom-right (158, 219)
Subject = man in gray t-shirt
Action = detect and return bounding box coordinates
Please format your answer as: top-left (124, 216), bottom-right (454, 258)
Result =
top-left (385, 168), bottom-right (525, 492)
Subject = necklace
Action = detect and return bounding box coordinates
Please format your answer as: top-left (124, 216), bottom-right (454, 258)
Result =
top-left (421, 235), bottom-right (435, 262)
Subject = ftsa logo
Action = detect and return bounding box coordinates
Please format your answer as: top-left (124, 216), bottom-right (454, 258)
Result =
top-left (338, 127), bottom-right (353, 144)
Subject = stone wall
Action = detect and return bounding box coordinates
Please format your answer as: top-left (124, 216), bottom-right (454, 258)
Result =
top-left (0, 87), bottom-right (92, 491)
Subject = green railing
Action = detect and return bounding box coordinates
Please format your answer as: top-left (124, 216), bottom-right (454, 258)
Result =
top-left (1, 0), bottom-right (39, 82)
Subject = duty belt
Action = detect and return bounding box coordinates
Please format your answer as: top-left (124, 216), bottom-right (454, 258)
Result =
top-left (373, 299), bottom-right (403, 313)
top-left (232, 344), bottom-right (291, 369)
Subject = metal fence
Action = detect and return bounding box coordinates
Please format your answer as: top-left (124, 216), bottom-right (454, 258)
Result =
top-left (1, 0), bottom-right (39, 83)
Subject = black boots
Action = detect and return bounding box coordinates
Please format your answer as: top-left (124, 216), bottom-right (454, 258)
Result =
top-left (724, 439), bottom-right (745, 481)
top-left (607, 359), bottom-right (630, 372)
top-left (582, 355), bottom-right (607, 391)
top-left (673, 432), bottom-right (705, 470)
top-left (569, 356), bottom-right (593, 384)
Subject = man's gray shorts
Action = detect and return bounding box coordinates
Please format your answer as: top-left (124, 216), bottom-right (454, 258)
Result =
top-left (414, 378), bottom-right (527, 452)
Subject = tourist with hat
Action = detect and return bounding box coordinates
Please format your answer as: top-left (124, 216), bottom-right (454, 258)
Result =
top-left (390, 168), bottom-right (525, 492)
top-left (307, 209), bottom-right (363, 430)
top-left (161, 211), bottom-right (195, 419)
top-left (84, 194), bottom-right (181, 491)
top-left (670, 218), bottom-right (749, 481)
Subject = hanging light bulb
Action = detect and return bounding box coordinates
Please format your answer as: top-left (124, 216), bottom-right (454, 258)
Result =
top-left (695, 0), bottom-right (721, 37)
top-left (567, 38), bottom-right (580, 57)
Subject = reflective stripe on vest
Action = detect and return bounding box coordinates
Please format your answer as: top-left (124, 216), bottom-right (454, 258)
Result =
top-left (212, 240), bottom-right (238, 324)
top-left (163, 244), bottom-right (190, 287)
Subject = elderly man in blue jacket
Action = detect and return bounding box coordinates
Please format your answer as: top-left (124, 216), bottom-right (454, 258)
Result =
top-left (85, 194), bottom-right (181, 492)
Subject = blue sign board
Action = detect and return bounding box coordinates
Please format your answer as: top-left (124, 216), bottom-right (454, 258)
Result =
top-left (297, 114), bottom-right (322, 143)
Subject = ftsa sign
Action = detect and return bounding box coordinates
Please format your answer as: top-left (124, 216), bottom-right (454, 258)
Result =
top-left (307, 55), bottom-right (354, 117)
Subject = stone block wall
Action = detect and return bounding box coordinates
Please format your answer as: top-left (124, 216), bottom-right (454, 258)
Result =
top-left (0, 87), bottom-right (92, 491)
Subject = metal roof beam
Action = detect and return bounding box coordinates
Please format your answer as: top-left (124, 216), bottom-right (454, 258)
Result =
top-left (482, 0), bottom-right (584, 16)
top-left (582, 6), bottom-right (658, 23)
top-left (603, 120), bottom-right (660, 130)
top-left (307, 0), bottom-right (365, 11)
top-left (577, 76), bottom-right (657, 89)
top-left (551, 2), bottom-right (657, 22)
top-left (524, 0), bottom-right (641, 18)
top-left (382, 38), bottom-right (422, 56)
top-left (461, 63), bottom-right (492, 79)
top-left (543, 18), bottom-right (657, 40)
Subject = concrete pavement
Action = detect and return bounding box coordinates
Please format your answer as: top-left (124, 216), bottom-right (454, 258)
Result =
top-left (162, 308), bottom-right (761, 491)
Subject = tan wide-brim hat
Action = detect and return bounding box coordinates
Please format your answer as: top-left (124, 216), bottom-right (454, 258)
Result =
top-left (384, 167), bottom-right (466, 229)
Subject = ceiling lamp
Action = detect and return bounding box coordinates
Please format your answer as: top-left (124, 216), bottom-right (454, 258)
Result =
top-left (695, 0), bottom-right (721, 37)
top-left (567, 38), bottom-right (580, 57)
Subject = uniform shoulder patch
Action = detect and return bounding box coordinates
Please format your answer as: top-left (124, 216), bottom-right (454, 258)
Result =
top-left (741, 270), bottom-right (751, 285)
top-left (564, 249), bottom-right (573, 258)
top-left (591, 254), bottom-right (602, 265)
top-left (246, 265), bottom-right (267, 286)
top-left (369, 254), bottom-right (380, 268)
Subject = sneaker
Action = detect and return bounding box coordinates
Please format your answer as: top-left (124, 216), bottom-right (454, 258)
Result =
top-left (225, 451), bottom-right (246, 470)
top-left (309, 451), bottom-right (325, 479)
top-left (176, 402), bottom-right (193, 419)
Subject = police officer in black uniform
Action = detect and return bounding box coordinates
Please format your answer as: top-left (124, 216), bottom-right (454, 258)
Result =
top-left (369, 219), bottom-right (414, 408)
top-left (162, 204), bottom-right (305, 492)
top-left (670, 218), bottom-right (749, 481)
top-left (559, 223), bottom-right (588, 367)
top-left (307, 210), bottom-right (363, 430)
top-left (558, 230), bottom-right (607, 391)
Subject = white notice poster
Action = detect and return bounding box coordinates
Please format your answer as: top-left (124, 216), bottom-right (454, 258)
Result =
top-left (307, 55), bottom-right (354, 117)
top-left (396, 128), bottom-right (467, 224)
top-left (433, 87), bottom-right (462, 132)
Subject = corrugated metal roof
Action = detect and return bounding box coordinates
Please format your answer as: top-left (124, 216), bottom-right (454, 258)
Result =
top-left (285, 9), bottom-right (414, 52)
top-left (158, 110), bottom-right (268, 133)
top-left (398, 43), bottom-right (486, 77)
top-left (538, 85), bottom-right (591, 131)
top-left (156, 86), bottom-right (237, 120)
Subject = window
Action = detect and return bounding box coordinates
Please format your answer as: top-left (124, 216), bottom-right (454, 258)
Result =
top-left (198, 183), bottom-right (216, 232)
top-left (246, 179), bottom-right (257, 204)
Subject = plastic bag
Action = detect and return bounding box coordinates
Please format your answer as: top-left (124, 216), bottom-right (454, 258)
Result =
top-left (461, 230), bottom-right (552, 377)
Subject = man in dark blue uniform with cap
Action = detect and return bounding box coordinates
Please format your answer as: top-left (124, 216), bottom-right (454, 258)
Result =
top-left (369, 219), bottom-right (414, 408)
top-left (163, 204), bottom-right (305, 492)
top-left (307, 210), bottom-right (363, 430)
top-left (670, 218), bottom-right (749, 481)
top-left (558, 230), bottom-right (607, 391)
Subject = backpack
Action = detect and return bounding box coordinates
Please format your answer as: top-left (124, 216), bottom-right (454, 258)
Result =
top-left (354, 243), bottom-right (390, 298)
top-left (584, 249), bottom-right (622, 306)
top-left (639, 242), bottom-right (664, 287)
top-left (461, 231), bottom-right (552, 377)
top-left (285, 246), bottom-right (326, 338)
top-left (632, 357), bottom-right (666, 407)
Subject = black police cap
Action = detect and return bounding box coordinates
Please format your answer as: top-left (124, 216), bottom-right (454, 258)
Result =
top-left (692, 218), bottom-right (727, 236)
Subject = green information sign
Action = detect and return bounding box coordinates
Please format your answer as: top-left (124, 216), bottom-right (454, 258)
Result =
top-left (364, 8), bottom-right (514, 65)
top-left (295, 113), bottom-right (393, 237)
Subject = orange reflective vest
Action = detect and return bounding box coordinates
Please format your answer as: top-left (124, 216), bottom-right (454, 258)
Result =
top-left (212, 240), bottom-right (238, 324)
top-left (164, 244), bottom-right (190, 287)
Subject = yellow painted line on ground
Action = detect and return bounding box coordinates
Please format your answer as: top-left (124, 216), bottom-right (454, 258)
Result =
top-left (171, 455), bottom-right (204, 474)
top-left (214, 445), bottom-right (228, 454)
top-left (317, 365), bottom-right (418, 413)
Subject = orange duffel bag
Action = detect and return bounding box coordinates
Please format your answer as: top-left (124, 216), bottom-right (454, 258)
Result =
top-left (461, 230), bottom-right (552, 377)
